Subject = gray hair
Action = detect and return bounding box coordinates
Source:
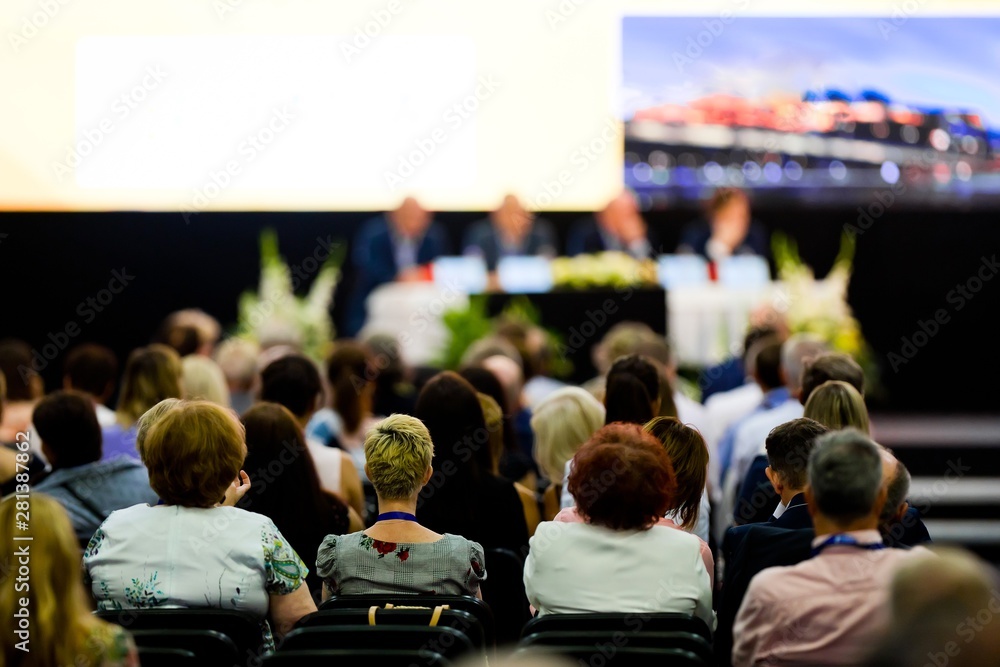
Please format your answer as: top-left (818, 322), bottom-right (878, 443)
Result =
top-left (781, 334), bottom-right (827, 394)
top-left (808, 428), bottom-right (883, 522)
top-left (882, 454), bottom-right (912, 524)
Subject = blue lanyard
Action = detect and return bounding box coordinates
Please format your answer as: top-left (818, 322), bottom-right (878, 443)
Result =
top-left (377, 511), bottom-right (419, 522)
top-left (812, 533), bottom-right (886, 557)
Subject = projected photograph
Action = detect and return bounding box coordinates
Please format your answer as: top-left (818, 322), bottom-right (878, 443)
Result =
top-left (621, 17), bottom-right (1000, 208)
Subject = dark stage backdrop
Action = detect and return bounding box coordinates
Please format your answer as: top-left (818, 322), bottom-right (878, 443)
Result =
top-left (1, 207), bottom-right (997, 413)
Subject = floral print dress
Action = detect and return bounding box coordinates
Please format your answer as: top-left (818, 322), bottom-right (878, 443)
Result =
top-left (84, 504), bottom-right (308, 651)
top-left (317, 532), bottom-right (486, 598)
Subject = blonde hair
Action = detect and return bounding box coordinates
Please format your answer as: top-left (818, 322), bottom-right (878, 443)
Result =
top-left (135, 398), bottom-right (182, 458)
top-left (477, 392), bottom-right (504, 474)
top-left (0, 494), bottom-right (113, 666)
top-left (141, 400), bottom-right (246, 507)
top-left (804, 380), bottom-right (870, 434)
top-left (181, 354), bottom-right (231, 406)
top-left (116, 344), bottom-right (183, 426)
top-left (364, 414), bottom-right (434, 500)
top-left (531, 387), bottom-right (606, 483)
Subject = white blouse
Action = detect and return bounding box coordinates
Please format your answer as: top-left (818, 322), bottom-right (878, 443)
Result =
top-left (524, 521), bottom-right (715, 631)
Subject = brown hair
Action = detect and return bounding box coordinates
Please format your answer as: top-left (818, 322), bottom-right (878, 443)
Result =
top-left (116, 344), bottom-right (183, 426)
top-left (326, 341), bottom-right (373, 434)
top-left (141, 400), bottom-right (246, 507)
top-left (643, 416), bottom-right (709, 531)
top-left (569, 423), bottom-right (676, 531)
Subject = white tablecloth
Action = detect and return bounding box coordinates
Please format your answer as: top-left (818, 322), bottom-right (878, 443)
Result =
top-left (361, 281), bottom-right (786, 367)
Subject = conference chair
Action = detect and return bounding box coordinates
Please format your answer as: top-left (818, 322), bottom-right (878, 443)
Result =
top-left (279, 625), bottom-right (474, 661)
top-left (513, 645), bottom-right (708, 666)
top-left (97, 608), bottom-right (265, 656)
top-left (296, 607), bottom-right (485, 648)
top-left (521, 611), bottom-right (713, 642)
top-left (479, 547), bottom-right (530, 645)
top-left (519, 630), bottom-right (713, 663)
top-left (261, 649), bottom-right (453, 666)
top-left (320, 594), bottom-right (495, 646)
top-left (134, 646), bottom-right (199, 667)
top-left (129, 629), bottom-right (239, 666)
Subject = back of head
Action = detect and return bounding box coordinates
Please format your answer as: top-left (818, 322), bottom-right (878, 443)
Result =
top-left (643, 416), bottom-right (708, 531)
top-left (592, 322), bottom-right (655, 375)
top-left (33, 390), bottom-right (102, 468)
top-left (181, 354), bottom-right (231, 406)
top-left (0, 494), bottom-right (106, 666)
top-left (63, 343), bottom-right (118, 402)
top-left (0, 338), bottom-right (41, 401)
top-left (364, 333), bottom-right (406, 384)
top-left (569, 423), bottom-right (676, 531)
top-left (214, 338), bottom-right (260, 391)
top-left (414, 372), bottom-right (490, 534)
top-left (604, 354), bottom-right (659, 425)
top-left (880, 452), bottom-right (911, 526)
top-left (477, 393), bottom-right (505, 473)
top-left (808, 429), bottom-right (883, 524)
top-left (765, 417), bottom-right (830, 491)
top-left (747, 335), bottom-right (784, 391)
top-left (141, 400), bottom-right (246, 507)
top-left (259, 354), bottom-right (322, 420)
top-left (136, 398), bottom-right (182, 454)
top-left (781, 334), bottom-right (828, 396)
top-left (326, 341), bottom-right (373, 433)
top-left (481, 354), bottom-right (524, 414)
top-left (800, 352), bottom-right (865, 404)
top-left (460, 335), bottom-right (523, 371)
top-left (117, 344), bottom-right (183, 426)
top-left (741, 324), bottom-right (779, 370)
top-left (804, 380), bottom-right (870, 433)
top-left (460, 366), bottom-right (509, 414)
top-left (365, 413), bottom-right (434, 501)
top-left (531, 386), bottom-right (606, 483)
top-left (153, 308), bottom-right (221, 356)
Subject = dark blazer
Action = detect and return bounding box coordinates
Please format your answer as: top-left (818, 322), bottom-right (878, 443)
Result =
top-left (565, 217), bottom-right (658, 258)
top-left (716, 526), bottom-right (816, 667)
top-left (677, 220), bottom-right (769, 261)
top-left (732, 454), bottom-right (779, 526)
top-left (771, 492), bottom-right (812, 530)
top-left (461, 218), bottom-right (557, 271)
top-left (345, 215), bottom-right (450, 336)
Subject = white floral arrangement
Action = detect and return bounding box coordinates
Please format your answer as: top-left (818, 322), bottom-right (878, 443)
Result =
top-left (551, 251), bottom-right (658, 289)
top-left (234, 229), bottom-right (341, 362)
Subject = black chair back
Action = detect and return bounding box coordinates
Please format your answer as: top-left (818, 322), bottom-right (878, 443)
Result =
top-left (514, 645), bottom-right (707, 666)
top-left (262, 649), bottom-right (454, 666)
top-left (522, 611), bottom-right (712, 641)
top-left (520, 630), bottom-right (712, 662)
top-left (297, 607), bottom-right (485, 647)
top-left (97, 608), bottom-right (266, 656)
top-left (320, 594), bottom-right (495, 646)
top-left (279, 625), bottom-right (474, 660)
top-left (135, 647), bottom-right (199, 667)
top-left (130, 629), bottom-right (239, 666)
top-left (479, 547), bottom-right (530, 645)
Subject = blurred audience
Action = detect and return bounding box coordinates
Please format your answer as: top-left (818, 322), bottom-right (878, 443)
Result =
top-left (603, 354), bottom-right (660, 425)
top-left (804, 380), bottom-right (871, 433)
top-left (0, 339), bottom-right (44, 444)
top-left (152, 308), bottom-right (221, 357)
top-left (33, 390), bottom-right (158, 543)
top-left (478, 392), bottom-right (540, 537)
top-left (214, 337), bottom-right (260, 415)
top-left (63, 343), bottom-right (119, 427)
top-left (323, 341), bottom-right (382, 473)
top-left (1, 494), bottom-right (139, 667)
top-left (364, 332), bottom-right (418, 416)
top-left (317, 414), bottom-right (486, 598)
top-left (180, 353), bottom-right (231, 406)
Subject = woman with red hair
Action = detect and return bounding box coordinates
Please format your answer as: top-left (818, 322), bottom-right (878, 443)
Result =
top-left (524, 423), bottom-right (714, 629)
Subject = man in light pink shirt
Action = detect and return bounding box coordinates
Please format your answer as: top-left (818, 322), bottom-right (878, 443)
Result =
top-left (732, 429), bottom-right (929, 667)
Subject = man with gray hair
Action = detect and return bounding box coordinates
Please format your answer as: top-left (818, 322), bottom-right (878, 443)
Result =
top-left (732, 429), bottom-right (929, 667)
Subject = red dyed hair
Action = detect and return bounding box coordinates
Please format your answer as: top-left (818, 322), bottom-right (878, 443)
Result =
top-left (568, 423), bottom-right (676, 530)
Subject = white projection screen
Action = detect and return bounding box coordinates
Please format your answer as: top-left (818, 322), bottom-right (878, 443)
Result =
top-left (0, 0), bottom-right (994, 211)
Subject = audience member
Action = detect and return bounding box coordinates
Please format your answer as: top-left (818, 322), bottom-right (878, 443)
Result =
top-left (63, 343), bottom-right (119, 427)
top-left (152, 308), bottom-right (221, 356)
top-left (643, 416), bottom-right (713, 544)
top-left (324, 341), bottom-right (382, 473)
top-left (215, 337), bottom-right (260, 415)
top-left (259, 354), bottom-right (365, 519)
top-left (0, 339), bottom-right (44, 444)
top-left (85, 400), bottom-right (314, 649)
top-left (317, 414), bottom-right (487, 598)
top-left (347, 196), bottom-right (450, 336)
top-left (700, 315), bottom-right (783, 402)
top-left (677, 187), bottom-right (768, 263)
top-left (800, 352), bottom-right (866, 406)
top-left (603, 354), bottom-right (660, 425)
top-left (478, 392), bottom-right (540, 537)
top-left (524, 424), bottom-right (714, 629)
top-left (804, 380), bottom-right (871, 433)
top-left (480, 353), bottom-right (538, 485)
top-left (530, 386), bottom-right (605, 520)
top-left (732, 429), bottom-right (928, 667)
top-left (877, 447), bottom-right (931, 548)
top-left (494, 318), bottom-right (567, 409)
top-left (364, 332), bottom-right (417, 417)
top-left (181, 353), bottom-right (231, 406)
top-left (33, 390), bottom-right (158, 543)
top-left (240, 402), bottom-right (359, 600)
top-left (415, 371), bottom-right (529, 555)
top-left (566, 189), bottom-right (654, 259)
top-left (0, 370), bottom-right (47, 497)
top-left (635, 334), bottom-right (704, 430)
top-left (102, 344), bottom-right (183, 462)
top-left (1, 494), bottom-right (139, 667)
top-left (462, 194), bottom-right (557, 273)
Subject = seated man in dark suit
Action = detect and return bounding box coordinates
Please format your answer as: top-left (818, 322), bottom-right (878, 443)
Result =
top-left (566, 190), bottom-right (655, 259)
top-left (345, 196), bottom-right (450, 336)
top-left (677, 187), bottom-right (767, 263)
top-left (462, 194), bottom-right (556, 273)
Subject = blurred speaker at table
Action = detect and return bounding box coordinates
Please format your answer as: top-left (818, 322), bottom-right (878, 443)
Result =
top-left (566, 189), bottom-right (657, 259)
top-left (677, 187), bottom-right (769, 266)
top-left (345, 196), bottom-right (450, 336)
top-left (461, 194), bottom-right (557, 289)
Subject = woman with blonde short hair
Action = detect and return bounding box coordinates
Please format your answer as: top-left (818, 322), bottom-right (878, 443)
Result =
top-left (317, 413), bottom-right (487, 599)
top-left (85, 400), bottom-right (315, 651)
top-left (804, 380), bottom-right (870, 433)
top-left (1, 494), bottom-right (139, 667)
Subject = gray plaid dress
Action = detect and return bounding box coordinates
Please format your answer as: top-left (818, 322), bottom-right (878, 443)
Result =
top-left (316, 531), bottom-right (486, 597)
